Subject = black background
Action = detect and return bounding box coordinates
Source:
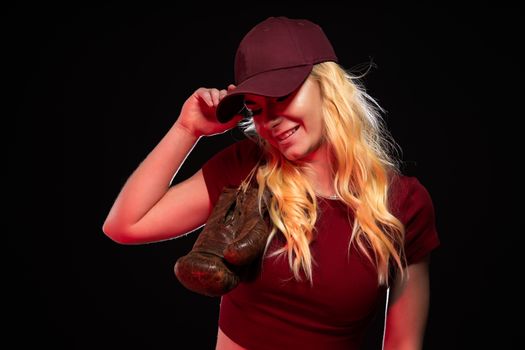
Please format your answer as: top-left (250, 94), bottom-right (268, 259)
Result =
top-left (7, 4), bottom-right (518, 349)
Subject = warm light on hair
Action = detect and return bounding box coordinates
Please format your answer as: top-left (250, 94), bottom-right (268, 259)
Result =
top-left (238, 61), bottom-right (407, 287)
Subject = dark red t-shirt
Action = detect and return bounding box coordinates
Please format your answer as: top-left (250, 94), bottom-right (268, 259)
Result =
top-left (201, 138), bottom-right (440, 350)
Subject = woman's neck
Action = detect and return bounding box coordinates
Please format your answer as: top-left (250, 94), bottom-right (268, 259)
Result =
top-left (301, 143), bottom-right (337, 198)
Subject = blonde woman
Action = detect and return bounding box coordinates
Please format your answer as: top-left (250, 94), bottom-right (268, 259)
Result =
top-left (103, 16), bottom-right (440, 350)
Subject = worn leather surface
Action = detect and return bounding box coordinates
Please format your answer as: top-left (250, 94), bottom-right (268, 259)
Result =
top-left (174, 179), bottom-right (271, 297)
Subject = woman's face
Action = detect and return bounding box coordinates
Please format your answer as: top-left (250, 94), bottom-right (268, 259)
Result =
top-left (245, 76), bottom-right (325, 162)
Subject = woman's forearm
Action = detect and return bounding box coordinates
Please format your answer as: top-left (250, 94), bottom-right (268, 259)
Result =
top-left (102, 122), bottom-right (200, 234)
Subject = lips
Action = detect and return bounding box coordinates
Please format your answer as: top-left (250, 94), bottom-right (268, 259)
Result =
top-left (276, 125), bottom-right (300, 142)
top-left (275, 125), bottom-right (299, 141)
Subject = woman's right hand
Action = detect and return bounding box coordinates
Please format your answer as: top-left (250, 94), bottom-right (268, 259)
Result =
top-left (176, 84), bottom-right (244, 138)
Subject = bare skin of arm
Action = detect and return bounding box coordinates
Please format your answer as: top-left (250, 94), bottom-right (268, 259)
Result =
top-left (102, 85), bottom-right (243, 244)
top-left (383, 256), bottom-right (432, 350)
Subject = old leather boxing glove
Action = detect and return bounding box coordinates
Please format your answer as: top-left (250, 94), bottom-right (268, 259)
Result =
top-left (223, 183), bottom-right (272, 266)
top-left (174, 180), bottom-right (271, 297)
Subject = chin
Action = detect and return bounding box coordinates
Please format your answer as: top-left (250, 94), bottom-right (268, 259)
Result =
top-left (298, 140), bottom-right (324, 160)
top-left (283, 145), bottom-right (308, 162)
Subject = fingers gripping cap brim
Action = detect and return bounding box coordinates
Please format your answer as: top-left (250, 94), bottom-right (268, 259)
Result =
top-left (216, 65), bottom-right (313, 123)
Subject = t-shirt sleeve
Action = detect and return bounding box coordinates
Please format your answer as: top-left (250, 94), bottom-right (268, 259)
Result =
top-left (390, 175), bottom-right (441, 266)
top-left (201, 138), bottom-right (262, 209)
top-left (401, 177), bottom-right (441, 265)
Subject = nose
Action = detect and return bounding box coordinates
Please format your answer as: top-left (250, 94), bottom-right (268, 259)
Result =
top-left (261, 100), bottom-right (283, 131)
top-left (263, 115), bottom-right (282, 131)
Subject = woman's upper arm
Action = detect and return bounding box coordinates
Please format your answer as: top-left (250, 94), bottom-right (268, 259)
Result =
top-left (383, 256), bottom-right (431, 350)
top-left (114, 169), bottom-right (213, 244)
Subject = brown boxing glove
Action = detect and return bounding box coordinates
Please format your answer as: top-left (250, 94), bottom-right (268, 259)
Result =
top-left (223, 181), bottom-right (272, 266)
top-left (174, 178), bottom-right (272, 297)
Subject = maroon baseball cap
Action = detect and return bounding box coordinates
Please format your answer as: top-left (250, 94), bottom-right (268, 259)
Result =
top-left (216, 16), bottom-right (338, 123)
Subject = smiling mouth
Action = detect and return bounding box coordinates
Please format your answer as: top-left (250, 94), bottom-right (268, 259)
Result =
top-left (277, 126), bottom-right (300, 142)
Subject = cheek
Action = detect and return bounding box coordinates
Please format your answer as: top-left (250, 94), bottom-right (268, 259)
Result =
top-left (303, 115), bottom-right (322, 135)
top-left (314, 119), bottom-right (324, 136)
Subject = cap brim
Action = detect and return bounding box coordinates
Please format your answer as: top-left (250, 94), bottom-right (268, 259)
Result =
top-left (216, 64), bottom-right (313, 123)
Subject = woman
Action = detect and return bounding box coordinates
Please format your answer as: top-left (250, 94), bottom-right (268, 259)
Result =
top-left (103, 16), bottom-right (440, 350)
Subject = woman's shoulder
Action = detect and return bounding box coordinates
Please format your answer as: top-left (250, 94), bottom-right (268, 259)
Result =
top-left (208, 137), bottom-right (262, 162)
top-left (388, 173), bottom-right (441, 264)
top-left (231, 137), bottom-right (263, 158)
top-left (388, 173), bottom-right (435, 218)
top-left (219, 138), bottom-right (263, 168)
top-left (205, 137), bottom-right (263, 185)
top-left (201, 137), bottom-right (264, 206)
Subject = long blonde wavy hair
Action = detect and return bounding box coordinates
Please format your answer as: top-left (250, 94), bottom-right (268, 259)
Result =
top-left (238, 61), bottom-right (407, 287)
